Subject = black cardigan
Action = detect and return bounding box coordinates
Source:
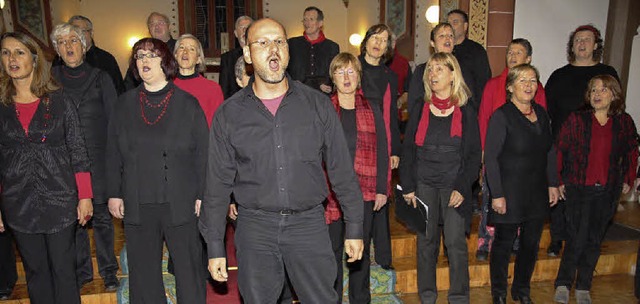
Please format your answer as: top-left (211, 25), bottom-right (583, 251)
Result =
top-left (106, 82), bottom-right (209, 226)
top-left (399, 101), bottom-right (481, 232)
top-left (0, 90), bottom-right (91, 234)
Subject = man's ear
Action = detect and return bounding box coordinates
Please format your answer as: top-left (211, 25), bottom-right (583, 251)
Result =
top-left (243, 45), bottom-right (252, 64)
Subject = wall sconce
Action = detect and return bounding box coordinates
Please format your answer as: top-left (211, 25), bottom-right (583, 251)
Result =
top-left (349, 33), bottom-right (363, 47)
top-left (128, 37), bottom-right (140, 48)
top-left (425, 5), bottom-right (440, 24)
top-left (0, 0), bottom-right (5, 10)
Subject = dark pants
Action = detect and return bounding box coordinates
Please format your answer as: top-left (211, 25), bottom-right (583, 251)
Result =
top-left (555, 186), bottom-right (616, 290)
top-left (124, 204), bottom-right (205, 304)
top-left (372, 202), bottom-right (392, 266)
top-left (235, 205), bottom-right (337, 304)
top-left (328, 219), bottom-right (344, 302)
top-left (76, 199), bottom-right (118, 283)
top-left (13, 224), bottom-right (79, 304)
top-left (347, 201), bottom-right (375, 303)
top-left (478, 176), bottom-right (520, 253)
top-left (416, 183), bottom-right (469, 304)
top-left (0, 228), bottom-right (17, 294)
top-left (549, 200), bottom-right (567, 246)
top-left (490, 219), bottom-right (544, 299)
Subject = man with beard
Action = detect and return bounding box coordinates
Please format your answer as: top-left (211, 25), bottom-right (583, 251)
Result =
top-left (200, 18), bottom-right (364, 303)
top-left (287, 6), bottom-right (339, 94)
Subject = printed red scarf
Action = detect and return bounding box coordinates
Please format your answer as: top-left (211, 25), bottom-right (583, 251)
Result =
top-left (414, 95), bottom-right (462, 146)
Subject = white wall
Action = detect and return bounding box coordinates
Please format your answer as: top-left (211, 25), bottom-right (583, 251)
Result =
top-left (513, 0), bottom-right (610, 84)
top-left (627, 26), bottom-right (640, 129)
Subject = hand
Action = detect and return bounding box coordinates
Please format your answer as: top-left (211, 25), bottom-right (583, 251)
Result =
top-left (558, 185), bottom-right (566, 200)
top-left (108, 198), bottom-right (125, 219)
top-left (228, 203), bottom-right (238, 220)
top-left (549, 187), bottom-right (560, 207)
top-left (373, 194), bottom-right (387, 211)
top-left (622, 183), bottom-right (631, 194)
top-left (319, 84), bottom-right (333, 94)
top-left (208, 258), bottom-right (228, 282)
top-left (195, 199), bottom-right (202, 217)
top-left (403, 192), bottom-right (417, 208)
top-left (0, 211), bottom-right (4, 233)
top-left (390, 156), bottom-right (400, 169)
top-left (344, 239), bottom-right (364, 262)
top-left (492, 197), bottom-right (506, 215)
top-left (448, 190), bottom-right (464, 208)
top-left (77, 198), bottom-right (93, 226)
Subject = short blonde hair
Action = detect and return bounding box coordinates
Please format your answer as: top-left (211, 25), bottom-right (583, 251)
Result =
top-left (423, 52), bottom-right (470, 106)
top-left (329, 52), bottom-right (362, 88)
top-left (174, 34), bottom-right (206, 73)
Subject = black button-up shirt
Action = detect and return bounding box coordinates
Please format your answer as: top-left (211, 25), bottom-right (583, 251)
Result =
top-left (200, 77), bottom-right (364, 258)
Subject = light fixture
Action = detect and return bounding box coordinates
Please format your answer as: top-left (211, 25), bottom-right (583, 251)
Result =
top-left (425, 5), bottom-right (440, 24)
top-left (349, 33), bottom-right (363, 47)
top-left (0, 0), bottom-right (4, 10)
top-left (128, 37), bottom-right (140, 48)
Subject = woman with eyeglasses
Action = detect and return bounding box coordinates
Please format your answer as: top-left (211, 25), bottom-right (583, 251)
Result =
top-left (106, 38), bottom-right (208, 304)
top-left (49, 22), bottom-right (120, 291)
top-left (324, 52), bottom-right (388, 303)
top-left (0, 31), bottom-right (92, 304)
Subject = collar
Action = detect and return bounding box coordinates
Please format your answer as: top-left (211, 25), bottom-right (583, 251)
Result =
top-left (177, 72), bottom-right (199, 80)
top-left (304, 31), bottom-right (326, 45)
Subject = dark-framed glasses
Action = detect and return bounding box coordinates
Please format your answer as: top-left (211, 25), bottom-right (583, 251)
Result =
top-left (249, 39), bottom-right (288, 49)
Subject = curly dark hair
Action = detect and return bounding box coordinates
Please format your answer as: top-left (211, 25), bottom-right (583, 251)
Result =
top-left (567, 24), bottom-right (603, 63)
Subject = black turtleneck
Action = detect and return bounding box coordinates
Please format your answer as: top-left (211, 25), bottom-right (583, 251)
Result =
top-left (58, 62), bottom-right (92, 89)
top-left (177, 72), bottom-right (199, 80)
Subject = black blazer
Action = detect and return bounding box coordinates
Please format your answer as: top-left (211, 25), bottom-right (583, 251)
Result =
top-left (0, 90), bottom-right (91, 234)
top-left (106, 82), bottom-right (209, 226)
top-left (220, 47), bottom-right (244, 99)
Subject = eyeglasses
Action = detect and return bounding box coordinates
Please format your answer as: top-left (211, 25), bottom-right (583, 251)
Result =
top-left (334, 68), bottom-right (356, 76)
top-left (371, 36), bottom-right (388, 44)
top-left (249, 39), bottom-right (287, 49)
top-left (56, 38), bottom-right (81, 47)
top-left (148, 21), bottom-right (167, 27)
top-left (134, 53), bottom-right (160, 60)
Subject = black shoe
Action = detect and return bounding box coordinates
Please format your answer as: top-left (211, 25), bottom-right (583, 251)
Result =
top-left (104, 277), bottom-right (120, 292)
top-left (514, 295), bottom-right (534, 304)
top-left (547, 241), bottom-right (562, 257)
top-left (492, 296), bottom-right (507, 304)
top-left (476, 250), bottom-right (489, 261)
top-left (0, 289), bottom-right (12, 300)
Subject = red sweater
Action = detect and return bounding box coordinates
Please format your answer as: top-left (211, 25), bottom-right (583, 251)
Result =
top-left (16, 100), bottom-right (92, 199)
top-left (174, 74), bottom-right (225, 127)
top-left (478, 68), bottom-right (547, 149)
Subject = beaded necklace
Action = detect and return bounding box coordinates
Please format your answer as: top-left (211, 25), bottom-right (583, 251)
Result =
top-left (139, 88), bottom-right (174, 125)
top-left (14, 97), bottom-right (51, 142)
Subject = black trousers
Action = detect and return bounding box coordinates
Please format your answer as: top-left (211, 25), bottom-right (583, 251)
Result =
top-left (549, 200), bottom-right (567, 245)
top-left (490, 219), bottom-right (544, 299)
top-left (235, 205), bottom-right (337, 304)
top-left (372, 202), bottom-right (392, 266)
top-left (76, 199), bottom-right (118, 283)
top-left (0, 228), bottom-right (17, 294)
top-left (347, 201), bottom-right (375, 303)
top-left (328, 219), bottom-right (344, 303)
top-left (416, 183), bottom-right (469, 304)
top-left (124, 204), bottom-right (205, 304)
top-left (13, 224), bottom-right (79, 304)
top-left (555, 186), bottom-right (615, 290)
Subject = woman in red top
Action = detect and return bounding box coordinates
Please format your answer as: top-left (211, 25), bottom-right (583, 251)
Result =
top-left (553, 75), bottom-right (638, 304)
top-left (0, 32), bottom-right (93, 304)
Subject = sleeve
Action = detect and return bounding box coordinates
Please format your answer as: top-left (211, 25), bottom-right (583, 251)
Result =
top-left (545, 73), bottom-right (559, 125)
top-left (484, 110), bottom-right (507, 198)
top-left (623, 114), bottom-right (639, 185)
top-left (478, 81), bottom-right (495, 150)
top-left (191, 99), bottom-right (210, 199)
top-left (75, 172), bottom-right (93, 199)
top-left (545, 109), bottom-right (559, 187)
top-left (105, 55), bottom-right (125, 95)
top-left (398, 104), bottom-right (421, 194)
top-left (475, 48), bottom-right (492, 108)
top-left (100, 72), bottom-right (119, 121)
top-left (454, 106), bottom-right (482, 196)
top-left (535, 83), bottom-right (548, 110)
top-left (321, 99), bottom-right (364, 240)
top-left (407, 63), bottom-right (426, 116)
top-left (388, 72), bottom-right (401, 156)
top-left (219, 52), bottom-right (235, 100)
top-left (62, 94), bottom-right (91, 174)
top-left (199, 110), bottom-right (238, 258)
top-left (123, 67), bottom-right (139, 92)
top-left (403, 62), bottom-right (412, 94)
top-left (555, 113), bottom-right (574, 186)
top-left (372, 104), bottom-right (389, 195)
top-left (105, 100), bottom-right (124, 199)
top-left (324, 43), bottom-right (340, 87)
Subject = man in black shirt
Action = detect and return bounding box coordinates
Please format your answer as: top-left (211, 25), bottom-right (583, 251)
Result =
top-left (200, 18), bottom-right (363, 303)
top-left (447, 9), bottom-right (491, 111)
top-left (220, 16), bottom-right (253, 99)
top-left (287, 6), bottom-right (339, 94)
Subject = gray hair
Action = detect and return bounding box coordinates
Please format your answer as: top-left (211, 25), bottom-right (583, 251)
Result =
top-left (68, 15), bottom-right (93, 31)
top-left (147, 12), bottom-right (170, 26)
top-left (50, 23), bottom-right (87, 52)
top-left (235, 16), bottom-right (253, 31)
top-left (234, 56), bottom-right (246, 80)
top-left (174, 34), bottom-right (206, 73)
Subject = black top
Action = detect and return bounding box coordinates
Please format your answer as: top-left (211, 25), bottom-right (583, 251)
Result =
top-left (200, 76), bottom-right (364, 258)
top-left (287, 36), bottom-right (340, 92)
top-left (485, 102), bottom-right (558, 224)
top-left (545, 63), bottom-right (619, 137)
top-left (52, 63), bottom-right (118, 201)
top-left (340, 105), bottom-right (389, 195)
top-left (106, 82), bottom-right (209, 224)
top-left (0, 90), bottom-right (91, 234)
top-left (452, 38), bottom-right (491, 111)
top-left (53, 45), bottom-right (125, 95)
top-left (358, 55), bottom-right (401, 156)
top-left (418, 113), bottom-right (462, 188)
top-left (219, 47), bottom-right (244, 99)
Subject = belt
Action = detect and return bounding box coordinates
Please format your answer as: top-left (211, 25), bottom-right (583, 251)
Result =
top-left (279, 209), bottom-right (297, 216)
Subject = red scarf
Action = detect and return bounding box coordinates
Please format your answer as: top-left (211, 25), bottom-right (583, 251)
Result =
top-left (414, 95), bottom-right (462, 146)
top-left (324, 90), bottom-right (379, 223)
top-left (303, 31), bottom-right (326, 45)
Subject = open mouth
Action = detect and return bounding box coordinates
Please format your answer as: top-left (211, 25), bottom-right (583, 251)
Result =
top-left (66, 51), bottom-right (75, 57)
top-left (142, 66), bottom-right (151, 73)
top-left (268, 57), bottom-right (280, 71)
top-left (8, 65), bottom-right (19, 72)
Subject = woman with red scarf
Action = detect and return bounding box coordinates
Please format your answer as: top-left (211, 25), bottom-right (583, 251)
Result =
top-left (323, 52), bottom-right (389, 303)
top-left (399, 52), bottom-right (481, 304)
